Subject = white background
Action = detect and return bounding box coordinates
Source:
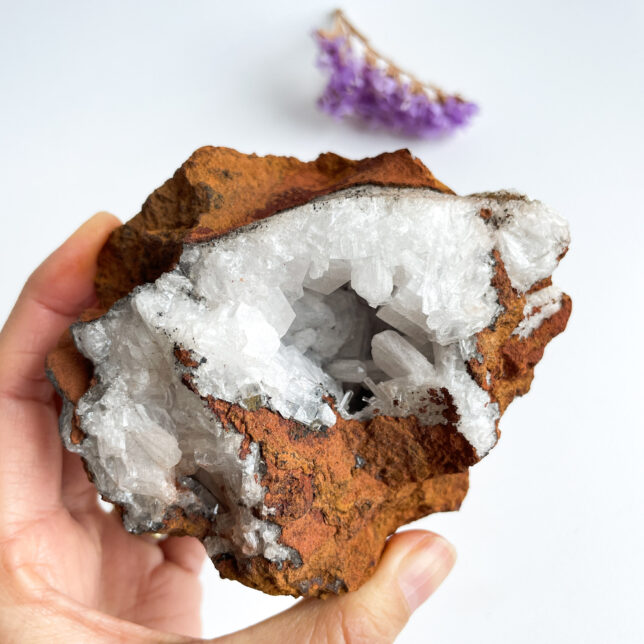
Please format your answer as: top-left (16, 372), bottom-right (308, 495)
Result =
top-left (1, 1), bottom-right (642, 642)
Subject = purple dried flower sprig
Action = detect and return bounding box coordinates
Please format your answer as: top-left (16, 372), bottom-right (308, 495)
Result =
top-left (315, 10), bottom-right (478, 138)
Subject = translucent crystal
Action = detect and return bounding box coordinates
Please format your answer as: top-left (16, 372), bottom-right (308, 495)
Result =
top-left (512, 285), bottom-right (563, 339)
top-left (326, 359), bottom-right (368, 383)
top-left (371, 330), bottom-right (435, 380)
top-left (350, 256), bottom-right (393, 307)
top-left (303, 259), bottom-right (351, 294)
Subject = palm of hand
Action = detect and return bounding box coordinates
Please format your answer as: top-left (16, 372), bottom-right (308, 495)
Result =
top-left (2, 430), bottom-right (202, 636)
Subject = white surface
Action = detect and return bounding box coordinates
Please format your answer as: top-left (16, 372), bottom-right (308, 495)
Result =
top-left (1, 1), bottom-right (642, 642)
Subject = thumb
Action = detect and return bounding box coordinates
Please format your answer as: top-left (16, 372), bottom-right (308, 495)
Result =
top-left (217, 530), bottom-right (456, 644)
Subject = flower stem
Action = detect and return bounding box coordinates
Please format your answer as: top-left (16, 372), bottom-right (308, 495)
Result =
top-left (321, 9), bottom-right (446, 99)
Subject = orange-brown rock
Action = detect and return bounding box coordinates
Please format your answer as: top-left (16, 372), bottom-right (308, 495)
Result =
top-left (198, 398), bottom-right (473, 595)
top-left (46, 147), bottom-right (571, 597)
top-left (93, 147), bottom-right (450, 311)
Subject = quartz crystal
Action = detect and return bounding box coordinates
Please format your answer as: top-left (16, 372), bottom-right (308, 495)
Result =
top-left (47, 147), bottom-right (571, 597)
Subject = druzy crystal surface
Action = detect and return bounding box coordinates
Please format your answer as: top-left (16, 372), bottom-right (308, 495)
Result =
top-left (47, 148), bottom-right (571, 597)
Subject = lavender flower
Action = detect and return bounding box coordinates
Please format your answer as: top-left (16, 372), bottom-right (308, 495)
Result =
top-left (315, 12), bottom-right (478, 138)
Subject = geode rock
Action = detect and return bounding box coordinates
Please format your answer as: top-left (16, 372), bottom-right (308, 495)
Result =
top-left (46, 147), bottom-right (571, 597)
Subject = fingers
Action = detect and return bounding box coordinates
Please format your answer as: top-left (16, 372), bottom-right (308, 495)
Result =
top-left (0, 211), bottom-right (121, 403)
top-left (0, 213), bottom-right (121, 528)
top-left (218, 530), bottom-right (456, 644)
top-left (160, 536), bottom-right (207, 575)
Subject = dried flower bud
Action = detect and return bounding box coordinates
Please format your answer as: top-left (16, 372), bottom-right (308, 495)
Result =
top-left (315, 12), bottom-right (478, 138)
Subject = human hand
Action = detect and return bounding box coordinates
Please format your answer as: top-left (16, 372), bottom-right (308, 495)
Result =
top-left (0, 213), bottom-right (456, 643)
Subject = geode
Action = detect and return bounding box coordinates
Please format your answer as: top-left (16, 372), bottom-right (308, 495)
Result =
top-left (46, 147), bottom-right (571, 597)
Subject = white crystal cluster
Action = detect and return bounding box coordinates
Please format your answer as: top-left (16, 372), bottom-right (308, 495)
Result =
top-left (512, 285), bottom-right (564, 339)
top-left (65, 185), bottom-right (569, 561)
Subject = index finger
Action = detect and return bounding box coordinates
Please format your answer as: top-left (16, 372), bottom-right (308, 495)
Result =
top-left (0, 213), bottom-right (120, 526)
top-left (0, 212), bottom-right (121, 403)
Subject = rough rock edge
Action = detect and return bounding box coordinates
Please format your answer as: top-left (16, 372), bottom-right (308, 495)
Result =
top-left (45, 147), bottom-right (571, 597)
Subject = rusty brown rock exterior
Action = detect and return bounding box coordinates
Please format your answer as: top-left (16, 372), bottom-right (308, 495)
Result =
top-left (46, 147), bottom-right (571, 597)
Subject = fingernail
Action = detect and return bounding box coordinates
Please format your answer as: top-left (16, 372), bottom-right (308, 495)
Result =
top-left (397, 535), bottom-right (456, 612)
